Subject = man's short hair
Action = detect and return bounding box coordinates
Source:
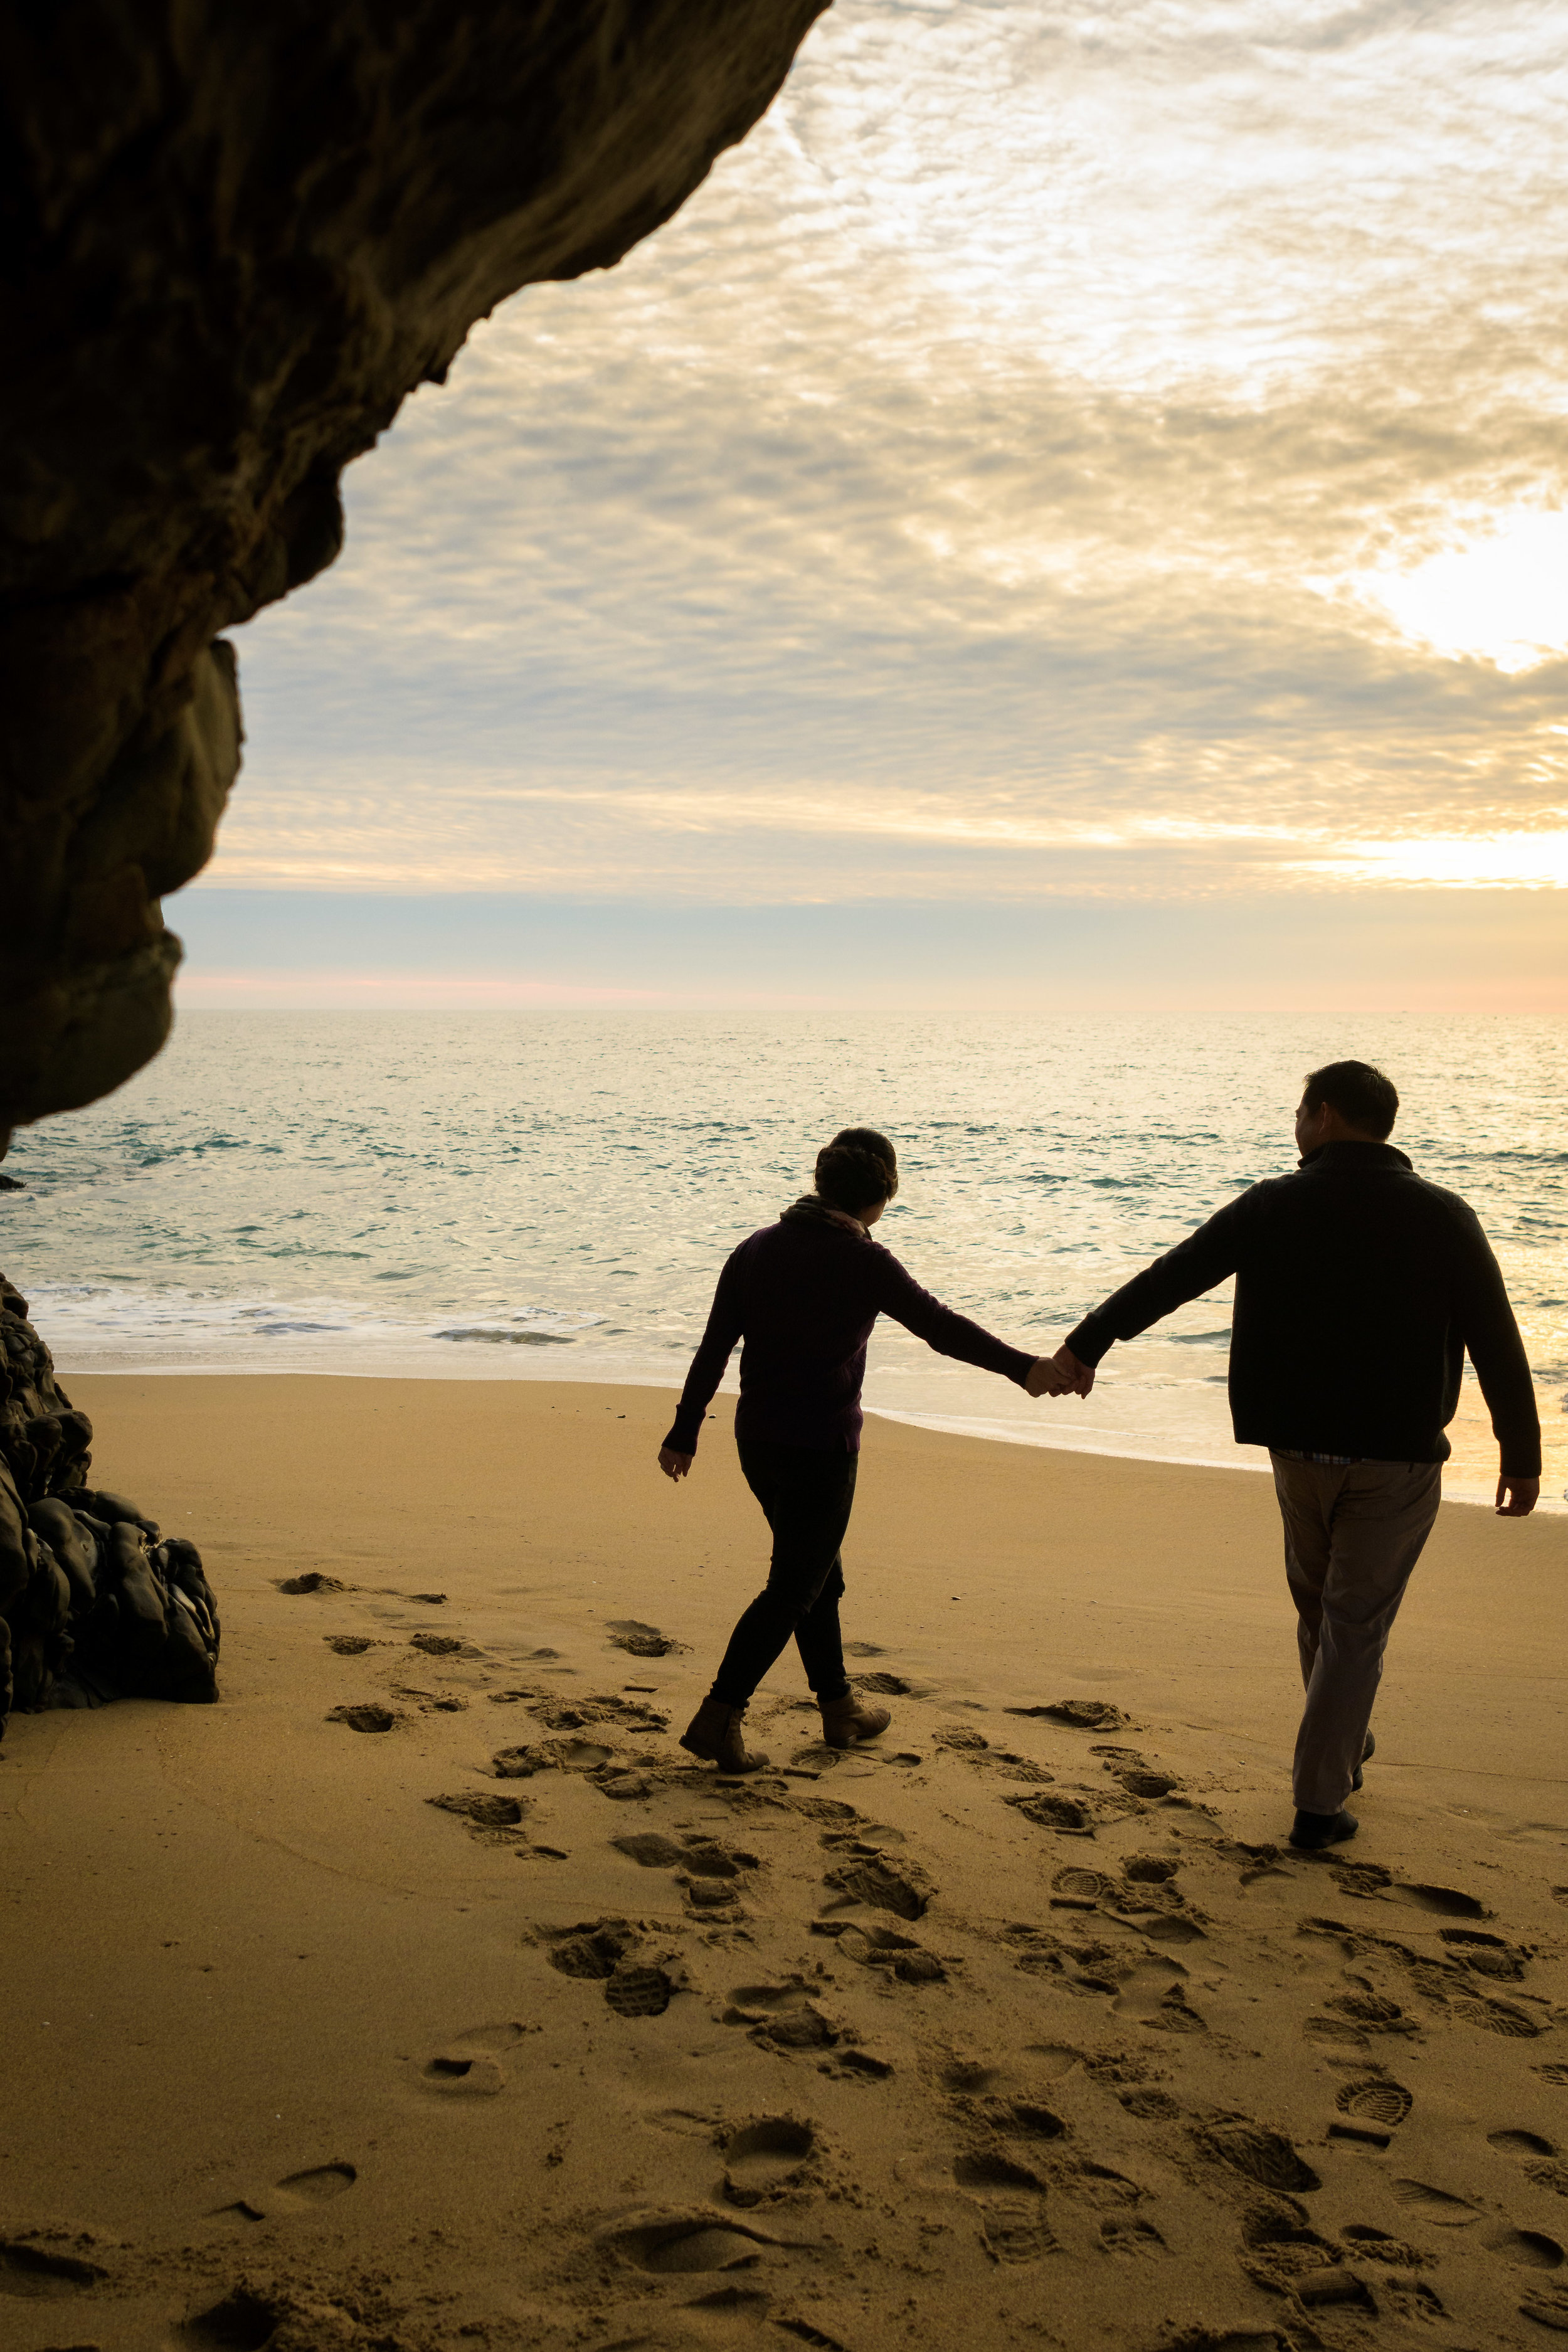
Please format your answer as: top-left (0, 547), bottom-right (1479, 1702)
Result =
top-left (1302, 1059), bottom-right (1399, 1140)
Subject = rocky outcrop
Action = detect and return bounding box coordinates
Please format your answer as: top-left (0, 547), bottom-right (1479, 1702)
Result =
top-left (0, 1), bottom-right (827, 1139)
top-left (1, 1274), bottom-right (220, 1728)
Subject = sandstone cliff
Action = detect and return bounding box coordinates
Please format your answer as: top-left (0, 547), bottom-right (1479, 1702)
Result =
top-left (0, 0), bottom-right (826, 1139)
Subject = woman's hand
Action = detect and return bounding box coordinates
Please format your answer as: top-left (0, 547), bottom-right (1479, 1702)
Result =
top-left (1026, 1347), bottom-right (1095, 1399)
top-left (659, 1446), bottom-right (695, 1482)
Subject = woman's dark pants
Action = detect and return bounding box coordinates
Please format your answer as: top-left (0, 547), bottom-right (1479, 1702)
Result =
top-left (710, 1439), bottom-right (857, 1710)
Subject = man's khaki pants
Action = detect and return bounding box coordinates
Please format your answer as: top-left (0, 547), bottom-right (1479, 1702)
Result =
top-left (1269, 1453), bottom-right (1443, 1815)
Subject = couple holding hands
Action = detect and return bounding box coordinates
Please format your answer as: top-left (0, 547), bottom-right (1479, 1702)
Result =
top-left (657, 1062), bottom-right (1539, 1850)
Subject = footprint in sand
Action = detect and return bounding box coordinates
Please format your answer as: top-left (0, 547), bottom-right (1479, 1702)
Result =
top-left (1321, 1988), bottom-right (1419, 2037)
top-left (1004, 1700), bottom-right (1130, 1732)
top-left (1113, 1956), bottom-right (1205, 2033)
top-left (1329, 2077), bottom-right (1412, 2148)
top-left (183, 2283), bottom-right (289, 2344)
top-left (544, 1917), bottom-right (642, 1978)
top-left (834, 1922), bottom-right (945, 1984)
top-left (421, 2054), bottom-right (505, 2096)
top-left (1100, 2215), bottom-right (1167, 2257)
top-left (278, 1571), bottom-right (347, 1594)
top-left (1114, 1765), bottom-right (1184, 1801)
top-left (275, 2163), bottom-right (356, 2205)
top-left (1056, 2157), bottom-right (1147, 2211)
top-left (821, 1855), bottom-right (932, 1921)
top-left (607, 1618), bottom-right (686, 1658)
top-left (724, 1982), bottom-right (840, 2052)
top-left (930, 1725), bottom-right (1052, 1784)
top-left (1484, 2224), bottom-right (1566, 2268)
top-left (409, 1631), bottom-right (465, 1657)
top-left (955, 2148), bottom-right (1049, 2194)
top-left (605, 1962), bottom-right (675, 2018)
top-left (1195, 2121), bottom-right (1320, 2194)
top-left (1490, 2129), bottom-right (1568, 2197)
top-left (492, 1737), bottom-right (616, 1777)
top-left (426, 1791), bottom-right (527, 1836)
top-left (1006, 1791), bottom-right (1097, 1838)
top-left (1051, 1864), bottom-right (1115, 1909)
top-left (1122, 1853), bottom-right (1180, 1885)
top-left (1441, 1926), bottom-right (1529, 1981)
top-left (326, 1703), bottom-right (400, 1734)
top-left (1451, 1992), bottom-right (1548, 2038)
top-left (596, 2209), bottom-right (784, 2274)
top-left (1391, 2178), bottom-right (1482, 2226)
top-left (722, 2118), bottom-right (818, 2205)
top-left (1520, 2281), bottom-right (1568, 2333)
top-left (1394, 1880), bottom-right (1490, 1919)
top-left (1339, 2222), bottom-right (1436, 2269)
top-left (417, 2022), bottom-right (532, 2097)
top-left (214, 2164), bottom-right (357, 2223)
top-left (541, 1919), bottom-right (681, 2016)
top-left (948, 2152), bottom-right (1056, 2264)
top-left (0, 2236), bottom-right (108, 2296)
top-left (1160, 2335), bottom-right (1295, 2352)
top-left (613, 1831), bottom-right (686, 1868)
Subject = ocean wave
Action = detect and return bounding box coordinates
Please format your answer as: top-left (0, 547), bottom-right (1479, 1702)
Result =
top-left (432, 1326), bottom-right (575, 1345)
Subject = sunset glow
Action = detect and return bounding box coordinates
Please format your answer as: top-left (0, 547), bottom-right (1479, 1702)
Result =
top-left (208, 0), bottom-right (1568, 1002)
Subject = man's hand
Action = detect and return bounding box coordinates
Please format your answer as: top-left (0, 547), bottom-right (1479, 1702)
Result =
top-left (659, 1446), bottom-right (694, 1483)
top-left (1495, 1472), bottom-right (1539, 1517)
top-left (1025, 1348), bottom-right (1094, 1398)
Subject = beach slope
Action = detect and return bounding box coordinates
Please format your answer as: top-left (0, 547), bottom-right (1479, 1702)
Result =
top-left (3, 1375), bottom-right (1566, 2350)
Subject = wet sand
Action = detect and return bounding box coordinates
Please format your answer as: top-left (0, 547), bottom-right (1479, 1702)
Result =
top-left (4, 1374), bottom-right (1567, 2351)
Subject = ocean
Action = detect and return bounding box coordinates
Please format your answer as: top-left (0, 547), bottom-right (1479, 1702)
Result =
top-left (4, 1010), bottom-right (1562, 1507)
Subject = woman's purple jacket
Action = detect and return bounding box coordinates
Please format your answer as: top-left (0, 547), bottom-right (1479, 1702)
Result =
top-left (662, 1205), bottom-right (1034, 1456)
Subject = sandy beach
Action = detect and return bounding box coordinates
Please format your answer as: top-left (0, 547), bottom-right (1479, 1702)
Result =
top-left (4, 1374), bottom-right (1567, 2352)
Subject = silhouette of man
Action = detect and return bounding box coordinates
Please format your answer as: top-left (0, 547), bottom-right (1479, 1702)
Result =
top-left (1037, 1061), bottom-right (1540, 1849)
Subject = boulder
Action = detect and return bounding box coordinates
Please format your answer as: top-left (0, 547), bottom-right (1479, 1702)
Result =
top-left (0, 1273), bottom-right (220, 1728)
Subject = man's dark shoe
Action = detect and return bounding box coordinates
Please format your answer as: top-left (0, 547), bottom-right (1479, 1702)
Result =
top-left (1290, 1807), bottom-right (1359, 1851)
top-left (1352, 1730), bottom-right (1376, 1794)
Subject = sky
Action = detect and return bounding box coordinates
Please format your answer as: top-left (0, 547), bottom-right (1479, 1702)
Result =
top-left (185, 0), bottom-right (1568, 1009)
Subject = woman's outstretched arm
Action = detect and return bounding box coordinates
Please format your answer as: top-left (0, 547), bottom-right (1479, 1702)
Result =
top-left (876, 1254), bottom-right (1037, 1384)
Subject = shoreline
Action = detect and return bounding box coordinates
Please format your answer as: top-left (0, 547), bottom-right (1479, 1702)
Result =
top-left (56, 1359), bottom-right (1559, 1513)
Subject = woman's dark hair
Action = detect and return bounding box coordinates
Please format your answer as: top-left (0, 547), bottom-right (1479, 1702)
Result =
top-left (1302, 1059), bottom-right (1399, 1140)
top-left (814, 1126), bottom-right (899, 1214)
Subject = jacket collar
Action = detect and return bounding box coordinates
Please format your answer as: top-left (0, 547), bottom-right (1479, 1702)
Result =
top-left (780, 1195), bottom-right (872, 1236)
top-left (1298, 1140), bottom-right (1413, 1173)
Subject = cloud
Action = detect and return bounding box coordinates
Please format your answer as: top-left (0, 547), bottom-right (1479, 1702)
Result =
top-left (221, 0), bottom-right (1568, 903)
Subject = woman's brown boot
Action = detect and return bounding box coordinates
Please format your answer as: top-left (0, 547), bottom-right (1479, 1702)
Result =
top-left (819, 1691), bottom-right (891, 1749)
top-left (680, 1697), bottom-right (770, 1773)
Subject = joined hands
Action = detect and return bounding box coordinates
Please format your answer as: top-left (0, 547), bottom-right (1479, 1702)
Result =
top-left (1027, 1345), bottom-right (1095, 1400)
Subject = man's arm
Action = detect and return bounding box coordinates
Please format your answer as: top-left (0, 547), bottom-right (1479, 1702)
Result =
top-left (1060, 1194), bottom-right (1252, 1385)
top-left (658, 1252), bottom-right (746, 1480)
top-left (1451, 1206), bottom-right (1541, 1512)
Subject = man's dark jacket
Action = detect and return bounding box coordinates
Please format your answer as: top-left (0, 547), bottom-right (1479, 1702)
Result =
top-left (1065, 1142), bottom-right (1540, 1475)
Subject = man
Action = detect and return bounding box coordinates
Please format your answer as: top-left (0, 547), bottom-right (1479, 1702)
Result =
top-left (1037, 1060), bottom-right (1540, 1851)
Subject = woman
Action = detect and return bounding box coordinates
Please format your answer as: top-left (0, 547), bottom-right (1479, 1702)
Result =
top-left (658, 1127), bottom-right (1061, 1771)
